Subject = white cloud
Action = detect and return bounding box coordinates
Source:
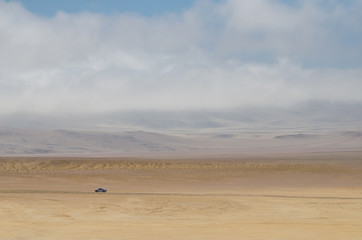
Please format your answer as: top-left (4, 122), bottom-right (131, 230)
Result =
top-left (0, 0), bottom-right (361, 115)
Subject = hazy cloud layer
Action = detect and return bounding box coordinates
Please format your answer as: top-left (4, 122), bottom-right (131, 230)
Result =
top-left (1, 0), bottom-right (362, 115)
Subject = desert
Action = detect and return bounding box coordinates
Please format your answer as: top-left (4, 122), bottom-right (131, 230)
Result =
top-left (2, 0), bottom-right (362, 239)
top-left (1, 152), bottom-right (362, 240)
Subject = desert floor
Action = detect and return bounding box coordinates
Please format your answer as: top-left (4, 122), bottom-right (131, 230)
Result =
top-left (1, 152), bottom-right (362, 240)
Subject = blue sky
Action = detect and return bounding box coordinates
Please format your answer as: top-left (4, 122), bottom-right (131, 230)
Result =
top-left (15, 0), bottom-right (304, 17)
top-left (15, 0), bottom-right (201, 16)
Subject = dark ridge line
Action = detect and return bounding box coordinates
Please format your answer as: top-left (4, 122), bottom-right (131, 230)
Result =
top-left (1, 190), bottom-right (361, 200)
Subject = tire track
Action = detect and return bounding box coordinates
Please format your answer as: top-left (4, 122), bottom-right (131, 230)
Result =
top-left (1, 190), bottom-right (361, 200)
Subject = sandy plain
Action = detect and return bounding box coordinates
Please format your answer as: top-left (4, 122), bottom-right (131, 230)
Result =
top-left (1, 153), bottom-right (362, 240)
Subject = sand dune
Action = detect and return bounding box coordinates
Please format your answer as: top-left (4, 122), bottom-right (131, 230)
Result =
top-left (2, 191), bottom-right (361, 240)
top-left (1, 154), bottom-right (362, 239)
top-left (1, 154), bottom-right (362, 193)
top-left (0, 156), bottom-right (352, 172)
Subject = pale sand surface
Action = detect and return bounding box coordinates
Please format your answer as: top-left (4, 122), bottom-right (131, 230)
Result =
top-left (1, 153), bottom-right (362, 240)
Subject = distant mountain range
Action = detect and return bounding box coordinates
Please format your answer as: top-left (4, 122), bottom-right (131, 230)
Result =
top-left (0, 102), bottom-right (361, 156)
top-left (0, 127), bottom-right (361, 156)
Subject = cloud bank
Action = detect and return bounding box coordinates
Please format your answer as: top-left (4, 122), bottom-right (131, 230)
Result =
top-left (0, 0), bottom-right (362, 115)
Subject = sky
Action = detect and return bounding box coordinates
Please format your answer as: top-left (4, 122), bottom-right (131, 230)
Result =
top-left (0, 0), bottom-right (362, 118)
top-left (17, 0), bottom-right (198, 17)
